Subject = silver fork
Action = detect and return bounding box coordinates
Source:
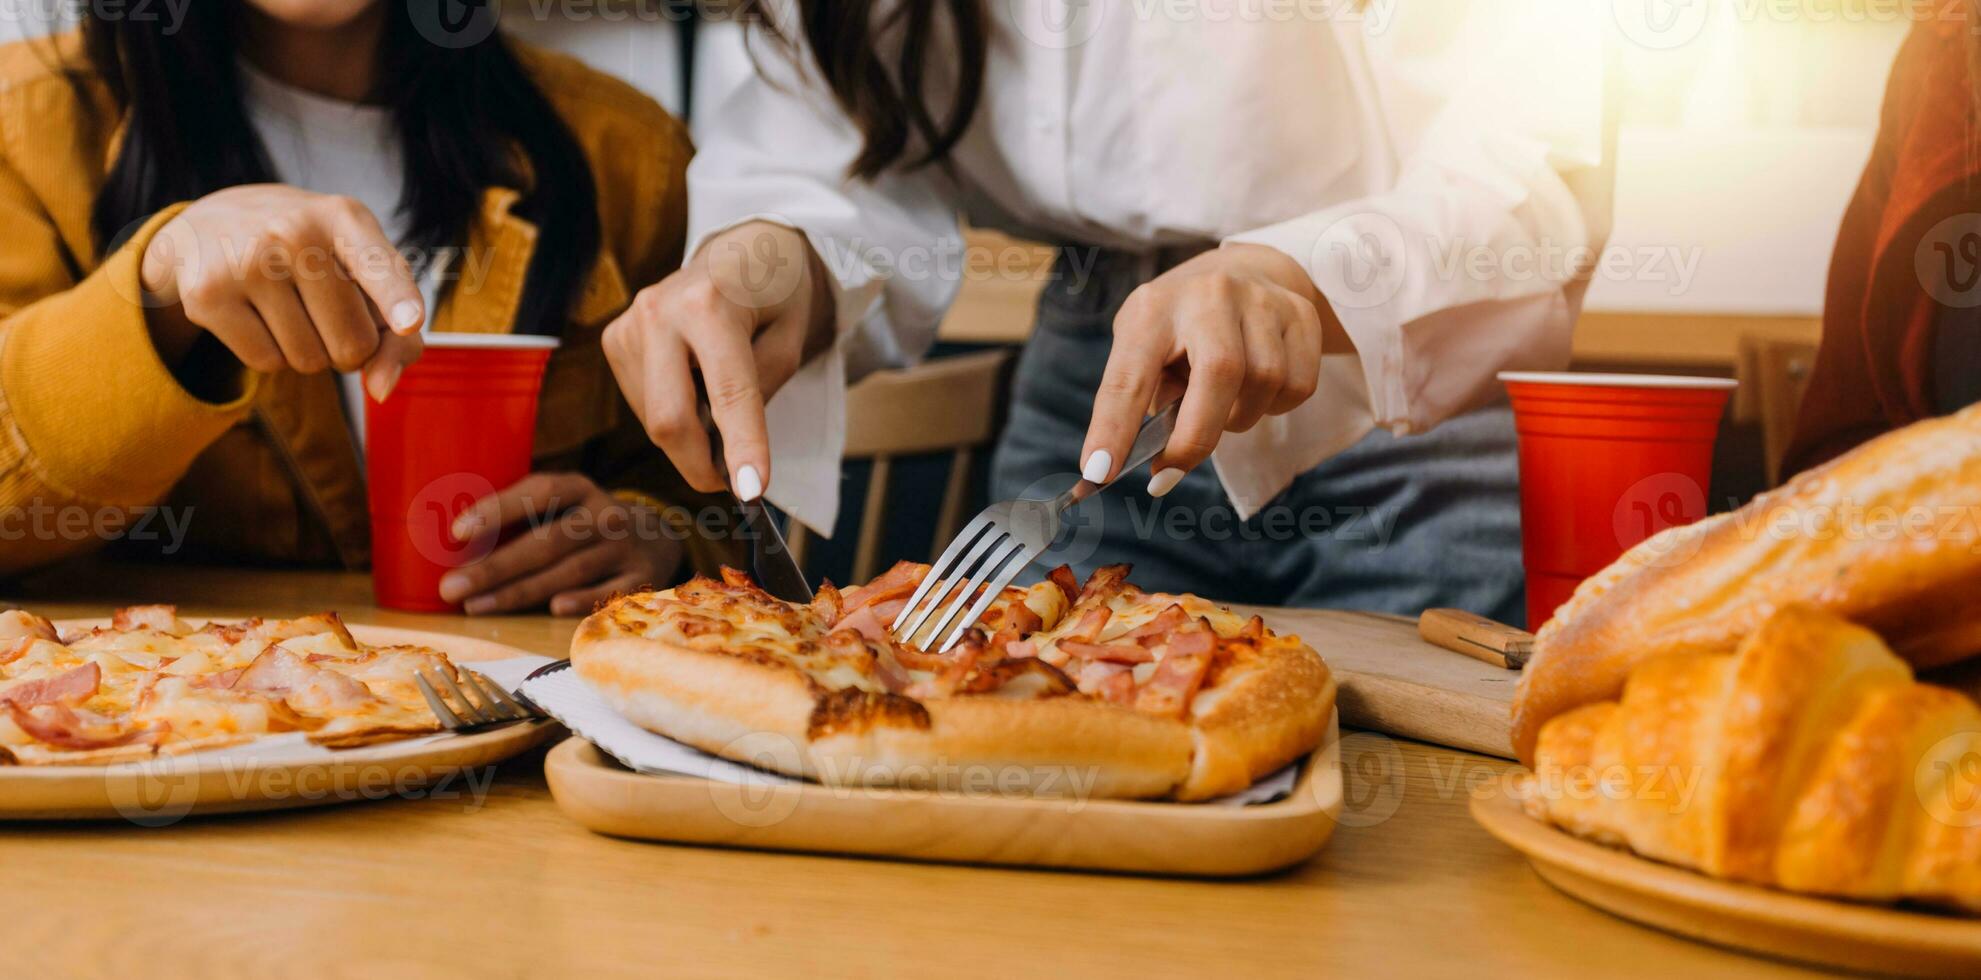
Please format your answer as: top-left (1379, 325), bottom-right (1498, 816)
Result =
top-left (891, 401), bottom-right (1180, 652)
top-left (416, 668), bottom-right (538, 731)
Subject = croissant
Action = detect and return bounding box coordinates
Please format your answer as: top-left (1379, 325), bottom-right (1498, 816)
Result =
top-left (1514, 604), bottom-right (1981, 913)
top-left (1512, 403), bottom-right (1981, 765)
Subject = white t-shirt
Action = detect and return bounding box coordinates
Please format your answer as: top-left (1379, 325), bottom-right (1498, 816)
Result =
top-left (238, 60), bottom-right (439, 455)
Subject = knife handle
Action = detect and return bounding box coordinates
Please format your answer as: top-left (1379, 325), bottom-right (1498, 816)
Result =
top-left (1062, 400), bottom-right (1180, 510)
top-left (1417, 608), bottom-right (1534, 670)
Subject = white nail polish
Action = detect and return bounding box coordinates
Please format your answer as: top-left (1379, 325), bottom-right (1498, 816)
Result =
top-left (390, 299), bottom-right (424, 333)
top-left (734, 464), bottom-right (764, 502)
top-left (1147, 468), bottom-right (1185, 498)
top-left (1081, 450), bottom-right (1113, 484)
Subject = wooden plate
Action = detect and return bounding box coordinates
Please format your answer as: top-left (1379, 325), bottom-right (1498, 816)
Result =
top-left (0, 623), bottom-right (559, 821)
top-left (547, 713), bottom-right (1341, 876)
top-left (1471, 781), bottom-right (1981, 977)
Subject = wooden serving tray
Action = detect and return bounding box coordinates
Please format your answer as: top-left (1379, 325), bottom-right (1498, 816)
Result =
top-left (546, 713), bottom-right (1341, 876)
top-left (1472, 782), bottom-right (1981, 977)
top-left (0, 624), bottom-right (559, 821)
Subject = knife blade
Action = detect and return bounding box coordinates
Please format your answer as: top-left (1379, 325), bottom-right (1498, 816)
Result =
top-left (706, 424), bottom-right (813, 603)
top-left (738, 495), bottom-right (813, 603)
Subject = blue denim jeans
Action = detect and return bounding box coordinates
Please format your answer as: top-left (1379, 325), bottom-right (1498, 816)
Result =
top-left (990, 249), bottom-right (1528, 626)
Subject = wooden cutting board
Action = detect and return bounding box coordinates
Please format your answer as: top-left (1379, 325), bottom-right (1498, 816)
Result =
top-left (1235, 606), bottom-right (1518, 759)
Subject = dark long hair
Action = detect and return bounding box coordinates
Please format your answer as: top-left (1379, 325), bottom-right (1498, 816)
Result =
top-left (739, 0), bottom-right (988, 180)
top-left (77, 4), bottom-right (600, 336)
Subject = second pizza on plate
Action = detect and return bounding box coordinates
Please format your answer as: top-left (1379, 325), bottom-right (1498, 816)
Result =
top-left (571, 562), bottom-right (1336, 800)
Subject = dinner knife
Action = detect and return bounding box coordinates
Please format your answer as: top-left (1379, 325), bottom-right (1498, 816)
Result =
top-left (737, 494), bottom-right (813, 603)
top-left (708, 427), bottom-right (813, 603)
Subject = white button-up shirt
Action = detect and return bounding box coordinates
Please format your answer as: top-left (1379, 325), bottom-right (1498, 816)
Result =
top-left (689, 1), bottom-right (1613, 536)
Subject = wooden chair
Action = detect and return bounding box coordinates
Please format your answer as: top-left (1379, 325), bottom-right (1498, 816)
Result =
top-left (784, 349), bottom-right (1015, 583)
top-left (1737, 335), bottom-right (1820, 485)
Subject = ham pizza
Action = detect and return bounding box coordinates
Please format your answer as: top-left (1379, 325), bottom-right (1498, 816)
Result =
top-left (0, 606), bottom-right (468, 765)
top-left (572, 562), bottom-right (1335, 800)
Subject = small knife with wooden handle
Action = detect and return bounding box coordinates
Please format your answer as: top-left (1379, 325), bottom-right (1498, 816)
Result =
top-left (1417, 608), bottom-right (1534, 670)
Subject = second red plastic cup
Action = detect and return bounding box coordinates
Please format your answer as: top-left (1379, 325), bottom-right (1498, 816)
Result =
top-left (1500, 372), bottom-right (1736, 630)
top-left (366, 334), bottom-right (559, 612)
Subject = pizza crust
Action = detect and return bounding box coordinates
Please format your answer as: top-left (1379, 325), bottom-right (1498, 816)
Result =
top-left (1181, 638), bottom-right (1337, 800)
top-left (307, 725), bottom-right (445, 750)
top-left (0, 741), bottom-right (160, 766)
top-left (570, 629), bottom-right (823, 772)
top-left (809, 696), bottom-right (1193, 799)
top-left (573, 626), bottom-right (1197, 798)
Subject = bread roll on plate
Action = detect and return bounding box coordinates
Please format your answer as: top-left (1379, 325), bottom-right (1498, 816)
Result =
top-left (1516, 605), bottom-right (1981, 913)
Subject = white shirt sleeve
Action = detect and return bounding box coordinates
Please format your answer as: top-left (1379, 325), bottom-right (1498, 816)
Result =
top-left (1219, 0), bottom-right (1613, 515)
top-left (687, 22), bottom-right (963, 537)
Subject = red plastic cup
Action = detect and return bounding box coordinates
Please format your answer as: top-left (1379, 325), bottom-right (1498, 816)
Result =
top-left (1500, 372), bottom-right (1737, 630)
top-left (366, 334), bottom-right (559, 612)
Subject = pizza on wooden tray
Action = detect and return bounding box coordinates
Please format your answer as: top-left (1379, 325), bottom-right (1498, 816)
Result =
top-left (572, 562), bottom-right (1336, 800)
top-left (0, 606), bottom-right (466, 765)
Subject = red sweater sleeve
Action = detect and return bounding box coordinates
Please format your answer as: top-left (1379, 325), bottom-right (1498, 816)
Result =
top-left (1781, 22), bottom-right (1953, 478)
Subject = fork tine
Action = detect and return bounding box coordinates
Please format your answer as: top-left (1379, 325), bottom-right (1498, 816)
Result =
top-left (893, 513), bottom-right (994, 635)
top-left (895, 524), bottom-right (1004, 644)
top-left (483, 672), bottom-right (534, 720)
top-left (416, 671), bottom-right (466, 730)
top-left (463, 670), bottom-right (529, 721)
top-left (920, 535), bottom-right (1024, 648)
top-left (432, 667), bottom-right (493, 725)
top-left (936, 545), bottom-right (1039, 652)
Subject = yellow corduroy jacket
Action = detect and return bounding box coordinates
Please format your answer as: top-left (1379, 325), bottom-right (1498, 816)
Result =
top-left (0, 33), bottom-right (728, 578)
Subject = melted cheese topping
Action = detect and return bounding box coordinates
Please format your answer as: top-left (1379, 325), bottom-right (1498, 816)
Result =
top-left (0, 608), bottom-right (463, 764)
top-left (612, 566), bottom-right (1291, 720)
top-left (619, 575), bottom-right (1074, 695)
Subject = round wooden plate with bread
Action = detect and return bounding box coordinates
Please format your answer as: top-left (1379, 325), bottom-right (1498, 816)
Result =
top-left (1472, 783), bottom-right (1981, 977)
top-left (1480, 405), bottom-right (1981, 974)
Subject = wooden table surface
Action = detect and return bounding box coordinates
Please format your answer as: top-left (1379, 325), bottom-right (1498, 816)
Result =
top-left (0, 565), bottom-right (1824, 979)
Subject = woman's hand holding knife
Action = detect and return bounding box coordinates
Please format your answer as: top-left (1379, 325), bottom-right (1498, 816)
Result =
top-left (604, 220), bottom-right (837, 502)
top-left (607, 230), bottom-right (1341, 503)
